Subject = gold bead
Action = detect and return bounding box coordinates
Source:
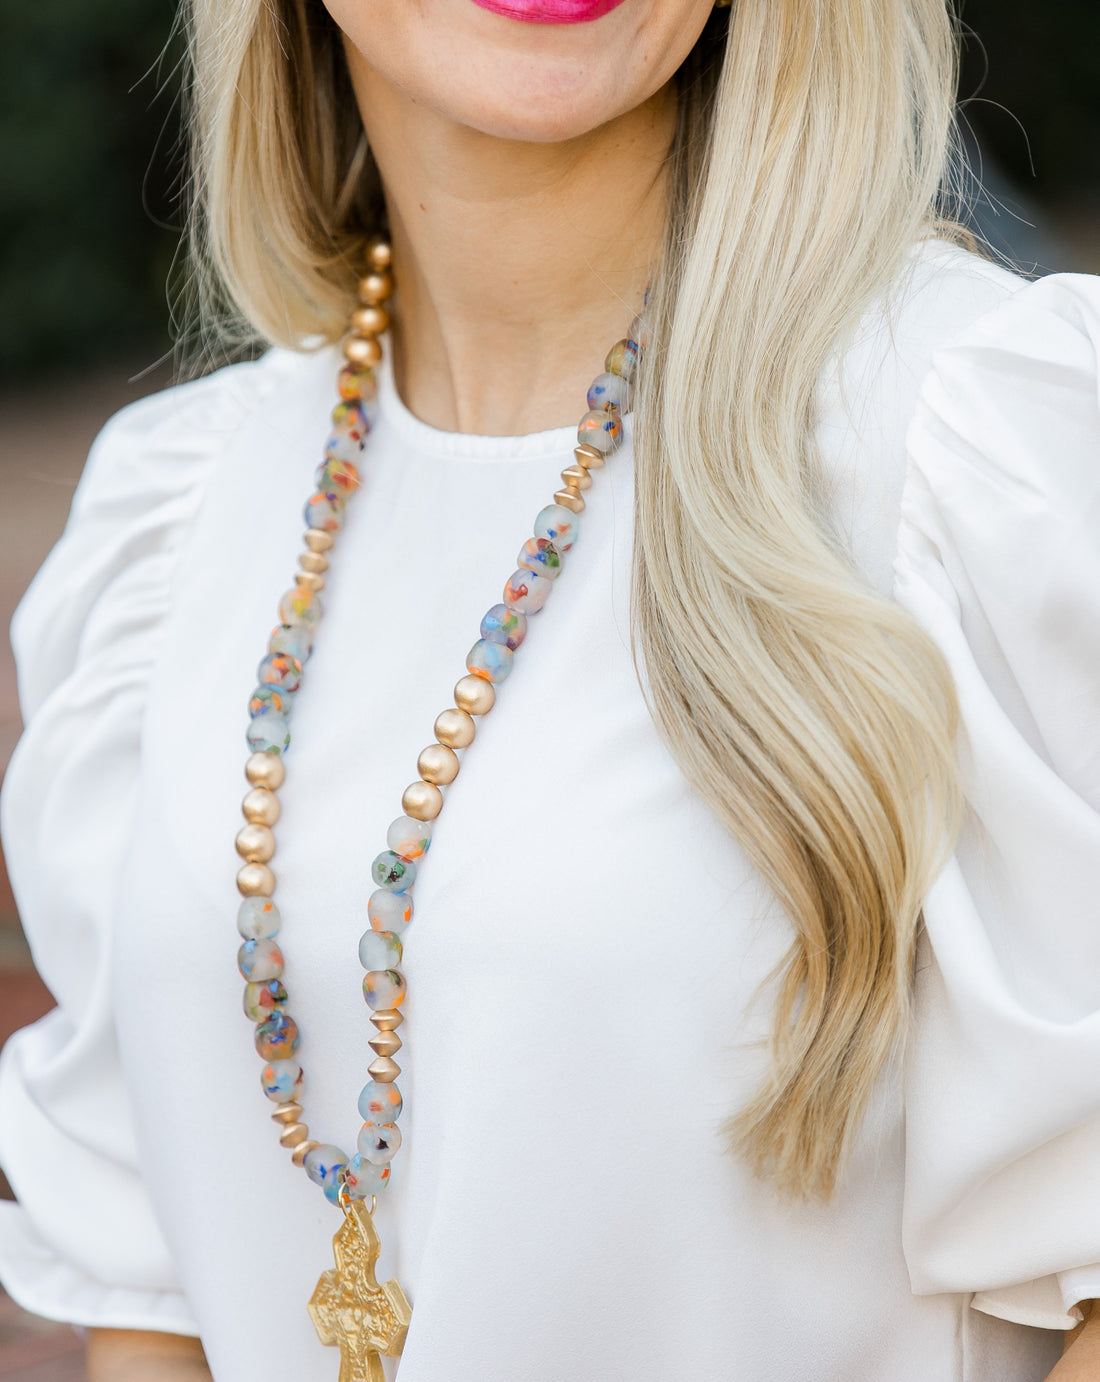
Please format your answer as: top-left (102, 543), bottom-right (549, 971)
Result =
top-left (368, 1030), bottom-right (403, 1057)
top-left (574, 442), bottom-right (605, 470)
top-left (561, 464), bottom-right (593, 490)
top-left (358, 271), bottom-right (393, 305)
top-left (344, 335), bottom-right (379, 368)
top-left (242, 787), bottom-right (280, 827)
top-left (370, 1009), bottom-right (405, 1032)
top-left (351, 304), bottom-right (389, 336)
top-left (270, 1102), bottom-right (303, 1126)
top-left (366, 237), bottom-right (392, 271)
top-left (454, 674), bottom-right (496, 716)
top-left (237, 862), bottom-right (276, 897)
top-left (298, 549), bottom-right (329, 575)
top-left (236, 823), bottom-right (275, 863)
top-left (417, 742), bottom-right (460, 786)
top-left (294, 570), bottom-right (325, 593)
top-left (368, 1056), bottom-right (401, 1082)
top-left (554, 487), bottom-right (586, 513)
top-left (434, 707), bottom-right (476, 749)
top-left (402, 780), bottom-right (444, 821)
top-left (278, 1121), bottom-right (310, 1148)
top-left (291, 1138), bottom-right (321, 1168)
top-left (246, 752), bottom-right (285, 790)
top-left (304, 529), bottom-right (335, 553)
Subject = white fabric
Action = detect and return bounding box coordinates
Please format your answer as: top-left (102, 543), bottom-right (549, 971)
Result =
top-left (1, 242), bottom-right (1098, 1381)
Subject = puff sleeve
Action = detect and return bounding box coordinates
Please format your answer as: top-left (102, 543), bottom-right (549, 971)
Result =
top-left (0, 362), bottom-right (266, 1331)
top-left (895, 273), bottom-right (1100, 1330)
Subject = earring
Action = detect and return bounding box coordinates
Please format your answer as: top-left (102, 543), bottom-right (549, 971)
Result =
top-left (713, 0), bottom-right (731, 8)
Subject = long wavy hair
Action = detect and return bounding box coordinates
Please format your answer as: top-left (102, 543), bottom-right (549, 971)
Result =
top-left (184, 0), bottom-right (964, 1197)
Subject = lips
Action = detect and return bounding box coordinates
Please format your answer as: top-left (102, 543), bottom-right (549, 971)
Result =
top-left (469, 0), bottom-right (627, 23)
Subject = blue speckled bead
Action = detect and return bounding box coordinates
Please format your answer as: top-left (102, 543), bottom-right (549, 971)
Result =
top-left (257, 652), bottom-right (302, 693)
top-left (518, 537), bottom-right (562, 580)
top-left (503, 568), bottom-right (552, 614)
top-left (386, 816), bottom-right (432, 860)
top-left (605, 337), bottom-right (639, 383)
top-left (371, 851), bottom-right (416, 892)
top-left (368, 889), bottom-right (413, 935)
top-left (248, 684), bottom-right (293, 718)
top-left (480, 604), bottom-right (527, 650)
top-left (358, 929), bottom-right (402, 971)
top-left (254, 1012), bottom-right (299, 1060)
top-left (237, 896), bottom-right (281, 939)
top-left (243, 978), bottom-right (288, 1021)
top-left (587, 371), bottom-right (632, 412)
top-left (577, 408), bottom-right (624, 455)
top-left (279, 586), bottom-right (322, 630)
top-left (238, 937), bottom-right (284, 981)
top-left (466, 638), bottom-right (514, 683)
top-left (358, 1080), bottom-right (403, 1124)
top-left (363, 969), bottom-right (406, 1010)
top-left (246, 713), bottom-right (290, 754)
top-left (357, 1122), bottom-right (402, 1165)
top-left (269, 623), bottom-right (312, 664)
top-left (303, 492), bottom-right (345, 533)
top-left (345, 1154), bottom-right (391, 1200)
top-left (534, 504), bottom-right (580, 552)
top-left (261, 1058), bottom-right (303, 1104)
top-left (304, 1143), bottom-right (349, 1189)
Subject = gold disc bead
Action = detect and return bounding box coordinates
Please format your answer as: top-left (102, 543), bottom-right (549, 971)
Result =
top-left (358, 271), bottom-right (393, 305)
top-left (417, 743), bottom-right (460, 786)
top-left (367, 237), bottom-right (392, 270)
top-left (561, 464), bottom-right (593, 490)
top-left (236, 823), bottom-right (275, 863)
top-left (278, 1122), bottom-right (310, 1149)
top-left (304, 529), bottom-right (335, 554)
top-left (368, 1056), bottom-right (401, 1083)
top-left (368, 1030), bottom-right (403, 1058)
top-left (370, 1009), bottom-right (405, 1032)
top-left (298, 549), bottom-right (329, 575)
top-left (574, 442), bottom-right (606, 470)
top-left (351, 304), bottom-right (389, 336)
top-left (402, 780), bottom-right (444, 821)
top-left (246, 752), bottom-right (285, 790)
top-left (242, 787), bottom-right (281, 828)
top-left (454, 674), bottom-right (496, 716)
top-left (291, 1138), bottom-right (321, 1168)
top-left (271, 1102), bottom-right (304, 1127)
top-left (434, 707), bottom-right (476, 749)
top-left (554, 487), bottom-right (586, 514)
top-left (294, 570), bottom-right (325, 594)
top-left (237, 862), bottom-right (276, 898)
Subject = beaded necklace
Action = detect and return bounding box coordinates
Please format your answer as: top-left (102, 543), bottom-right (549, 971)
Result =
top-left (233, 236), bottom-right (643, 1377)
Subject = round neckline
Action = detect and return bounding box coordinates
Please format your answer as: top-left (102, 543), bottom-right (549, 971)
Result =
top-left (374, 337), bottom-right (586, 463)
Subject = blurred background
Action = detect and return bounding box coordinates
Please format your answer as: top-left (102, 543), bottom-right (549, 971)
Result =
top-left (0, 1), bottom-right (1097, 1374)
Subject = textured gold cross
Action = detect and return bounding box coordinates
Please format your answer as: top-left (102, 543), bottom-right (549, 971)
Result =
top-left (308, 1199), bottom-right (412, 1382)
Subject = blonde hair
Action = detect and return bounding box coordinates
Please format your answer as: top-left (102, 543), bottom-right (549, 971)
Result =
top-left (185, 0), bottom-right (963, 1197)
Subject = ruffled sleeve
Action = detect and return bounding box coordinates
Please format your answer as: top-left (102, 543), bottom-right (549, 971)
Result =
top-left (0, 360), bottom-right (270, 1331)
top-left (894, 272), bottom-right (1100, 1330)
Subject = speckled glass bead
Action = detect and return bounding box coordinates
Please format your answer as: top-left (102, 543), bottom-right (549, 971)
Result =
top-left (248, 684), bottom-right (293, 718)
top-left (337, 362), bottom-right (376, 403)
top-left (577, 408), bottom-right (624, 454)
top-left (368, 889), bottom-right (413, 934)
top-left (358, 929), bottom-right (403, 971)
top-left (303, 491), bottom-right (346, 533)
top-left (534, 504), bottom-right (580, 552)
top-left (466, 638), bottom-right (514, 683)
top-left (268, 624), bottom-right (313, 664)
top-left (315, 456), bottom-right (360, 498)
top-left (304, 1143), bottom-right (349, 1190)
top-left (345, 1154), bottom-right (391, 1200)
top-left (357, 1121), bottom-right (402, 1165)
top-left (255, 1011), bottom-right (300, 1060)
top-left (587, 371), bottom-right (632, 412)
top-left (238, 937), bottom-right (284, 981)
top-left (358, 1080), bottom-right (403, 1123)
top-left (371, 851), bottom-right (416, 892)
top-left (243, 978), bottom-right (288, 1020)
top-left (257, 652), bottom-right (303, 693)
top-left (605, 337), bottom-right (639, 383)
top-left (261, 1058), bottom-right (304, 1104)
top-left (279, 586), bottom-right (322, 630)
top-left (480, 604), bottom-right (527, 650)
top-left (246, 713), bottom-right (290, 755)
top-left (503, 568), bottom-right (552, 614)
top-left (386, 816), bottom-right (432, 860)
top-left (363, 969), bottom-right (406, 1010)
top-left (326, 402), bottom-right (369, 463)
top-left (237, 896), bottom-right (281, 940)
top-left (518, 537), bottom-right (562, 580)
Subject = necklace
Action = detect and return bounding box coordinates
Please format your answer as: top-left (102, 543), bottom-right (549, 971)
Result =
top-left (233, 236), bottom-right (643, 1378)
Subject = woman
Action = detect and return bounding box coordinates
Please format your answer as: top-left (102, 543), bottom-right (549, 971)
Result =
top-left (1, 0), bottom-right (1098, 1377)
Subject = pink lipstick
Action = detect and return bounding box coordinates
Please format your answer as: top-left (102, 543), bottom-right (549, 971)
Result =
top-left (469, 0), bottom-right (627, 23)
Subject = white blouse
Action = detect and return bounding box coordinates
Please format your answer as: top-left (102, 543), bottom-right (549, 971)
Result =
top-left (1, 242), bottom-right (1099, 1382)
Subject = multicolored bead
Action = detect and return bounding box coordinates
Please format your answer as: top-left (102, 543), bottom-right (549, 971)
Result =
top-left (237, 896), bottom-right (281, 940)
top-left (303, 492), bottom-right (345, 533)
top-left (534, 504), bottom-right (580, 552)
top-left (255, 1012), bottom-right (300, 1060)
top-left (518, 537), bottom-right (562, 580)
top-left (243, 978), bottom-right (288, 1021)
top-left (605, 337), bottom-right (639, 383)
top-left (345, 1154), bottom-right (391, 1200)
top-left (480, 604), bottom-right (527, 650)
top-left (337, 362), bottom-right (376, 403)
top-left (358, 929), bottom-right (403, 971)
top-left (238, 937), bottom-right (284, 981)
top-left (386, 816), bottom-right (432, 860)
top-left (466, 638), bottom-right (514, 684)
top-left (246, 713), bottom-right (290, 755)
top-left (362, 969), bottom-right (407, 1010)
top-left (261, 1058), bottom-right (304, 1104)
top-left (268, 624), bottom-right (313, 664)
top-left (358, 1080), bottom-right (403, 1124)
top-left (587, 371), bottom-right (632, 412)
top-left (315, 456), bottom-right (360, 498)
top-left (326, 401), bottom-right (370, 463)
top-left (370, 851), bottom-right (416, 893)
top-left (357, 1122), bottom-right (402, 1165)
top-left (368, 889), bottom-right (413, 934)
top-left (257, 652), bottom-right (303, 693)
top-left (248, 685), bottom-right (293, 718)
top-left (279, 586), bottom-right (323, 630)
top-left (577, 408), bottom-right (624, 454)
top-left (304, 1143), bottom-right (350, 1192)
top-left (503, 568), bottom-right (552, 614)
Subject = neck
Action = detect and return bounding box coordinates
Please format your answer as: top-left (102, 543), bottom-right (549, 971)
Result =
top-left (344, 51), bottom-right (675, 436)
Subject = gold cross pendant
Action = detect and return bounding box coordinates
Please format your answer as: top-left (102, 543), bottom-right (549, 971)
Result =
top-left (308, 1198), bottom-right (412, 1382)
